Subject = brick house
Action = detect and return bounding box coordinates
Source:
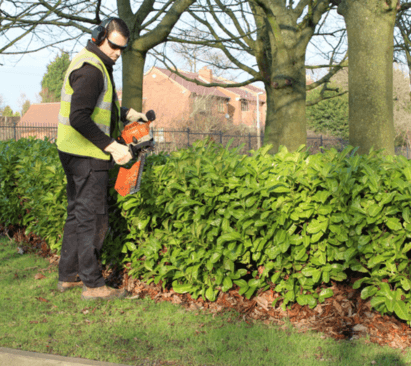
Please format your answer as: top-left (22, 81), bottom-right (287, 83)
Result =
top-left (17, 103), bottom-right (60, 140)
top-left (142, 66), bottom-right (267, 129)
top-left (141, 66), bottom-right (231, 129)
top-left (14, 67), bottom-right (268, 141)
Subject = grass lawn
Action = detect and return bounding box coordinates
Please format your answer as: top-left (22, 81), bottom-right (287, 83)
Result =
top-left (1, 235), bottom-right (410, 366)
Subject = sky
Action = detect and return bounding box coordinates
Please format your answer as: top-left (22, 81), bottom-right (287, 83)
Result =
top-left (0, 5), bottom-right (348, 115)
top-left (0, 54), bottom-right (47, 112)
top-left (0, 39), bottom-right (327, 115)
top-left (0, 36), bottom-right (124, 114)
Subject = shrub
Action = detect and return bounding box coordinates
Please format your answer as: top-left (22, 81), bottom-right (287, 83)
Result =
top-left (306, 85), bottom-right (349, 139)
top-left (118, 138), bottom-right (411, 323)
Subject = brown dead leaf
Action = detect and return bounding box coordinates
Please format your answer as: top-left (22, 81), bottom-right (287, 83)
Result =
top-left (363, 301), bottom-right (371, 310)
top-left (34, 273), bottom-right (46, 280)
top-left (172, 296), bottom-right (182, 304)
top-left (36, 297), bottom-right (49, 303)
top-left (256, 296), bottom-right (269, 311)
top-left (189, 303), bottom-right (200, 311)
top-left (333, 300), bottom-right (344, 315)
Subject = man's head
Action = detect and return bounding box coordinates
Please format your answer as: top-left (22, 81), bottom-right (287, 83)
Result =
top-left (92, 18), bottom-right (130, 63)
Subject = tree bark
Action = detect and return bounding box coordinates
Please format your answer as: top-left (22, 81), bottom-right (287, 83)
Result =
top-left (249, 0), bottom-right (329, 153)
top-left (338, 0), bottom-right (397, 155)
top-left (263, 55), bottom-right (307, 152)
top-left (121, 48), bottom-right (146, 111)
top-left (118, 0), bottom-right (195, 112)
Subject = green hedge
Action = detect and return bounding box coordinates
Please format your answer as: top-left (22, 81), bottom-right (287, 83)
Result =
top-left (3, 137), bottom-right (411, 324)
top-left (117, 139), bottom-right (411, 323)
top-left (306, 84), bottom-right (349, 139)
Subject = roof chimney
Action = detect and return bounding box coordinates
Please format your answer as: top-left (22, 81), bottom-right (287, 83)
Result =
top-left (199, 66), bottom-right (212, 83)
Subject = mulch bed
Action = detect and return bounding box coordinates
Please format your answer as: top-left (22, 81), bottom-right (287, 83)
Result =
top-left (2, 222), bottom-right (411, 352)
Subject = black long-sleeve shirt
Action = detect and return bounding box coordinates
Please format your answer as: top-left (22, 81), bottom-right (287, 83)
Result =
top-left (58, 40), bottom-right (129, 169)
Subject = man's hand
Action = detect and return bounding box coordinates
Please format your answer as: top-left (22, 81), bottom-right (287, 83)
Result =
top-left (126, 108), bottom-right (148, 124)
top-left (104, 141), bottom-right (132, 165)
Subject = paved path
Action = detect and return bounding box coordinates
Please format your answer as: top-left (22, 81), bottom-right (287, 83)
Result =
top-left (0, 347), bottom-right (129, 366)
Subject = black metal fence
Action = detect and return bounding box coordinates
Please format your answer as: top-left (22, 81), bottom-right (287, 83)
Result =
top-left (1, 123), bottom-right (410, 158)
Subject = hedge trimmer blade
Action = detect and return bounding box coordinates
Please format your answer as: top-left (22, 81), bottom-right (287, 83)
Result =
top-left (114, 155), bottom-right (145, 197)
top-left (129, 153), bottom-right (146, 195)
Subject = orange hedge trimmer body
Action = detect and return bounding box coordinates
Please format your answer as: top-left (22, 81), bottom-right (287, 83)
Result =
top-left (114, 110), bottom-right (156, 197)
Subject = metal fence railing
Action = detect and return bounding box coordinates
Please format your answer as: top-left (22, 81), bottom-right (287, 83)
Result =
top-left (1, 124), bottom-right (410, 159)
top-left (0, 123), bottom-right (57, 142)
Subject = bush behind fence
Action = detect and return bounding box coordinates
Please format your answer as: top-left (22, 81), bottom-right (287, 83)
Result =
top-left (1, 123), bottom-right (410, 158)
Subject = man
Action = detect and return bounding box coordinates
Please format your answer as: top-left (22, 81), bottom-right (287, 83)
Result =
top-left (56, 17), bottom-right (147, 300)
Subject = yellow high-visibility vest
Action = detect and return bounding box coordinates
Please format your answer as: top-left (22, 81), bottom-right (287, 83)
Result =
top-left (56, 48), bottom-right (122, 160)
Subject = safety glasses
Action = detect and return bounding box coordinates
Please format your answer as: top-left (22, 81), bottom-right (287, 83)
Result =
top-left (107, 38), bottom-right (128, 51)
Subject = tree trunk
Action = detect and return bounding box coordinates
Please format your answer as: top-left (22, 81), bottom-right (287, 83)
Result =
top-left (263, 57), bottom-right (307, 153)
top-left (338, 0), bottom-right (397, 155)
top-left (406, 53), bottom-right (411, 102)
top-left (121, 48), bottom-right (146, 112)
top-left (249, 0), bottom-right (329, 154)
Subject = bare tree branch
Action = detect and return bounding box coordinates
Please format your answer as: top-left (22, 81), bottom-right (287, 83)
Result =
top-left (151, 48), bottom-right (262, 87)
top-left (37, 0), bottom-right (99, 24)
top-left (307, 53), bottom-right (348, 91)
top-left (306, 90), bottom-right (348, 106)
top-left (0, 0), bottom-right (64, 53)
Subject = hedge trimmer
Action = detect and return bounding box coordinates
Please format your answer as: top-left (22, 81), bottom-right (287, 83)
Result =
top-left (114, 110), bottom-right (156, 197)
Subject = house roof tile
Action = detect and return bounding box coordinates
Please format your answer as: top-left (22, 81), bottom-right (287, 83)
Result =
top-left (215, 82), bottom-right (259, 101)
top-left (242, 84), bottom-right (265, 93)
top-left (211, 76), bottom-right (266, 101)
top-left (18, 103), bottom-right (61, 126)
top-left (154, 67), bottom-right (268, 102)
top-left (17, 91), bottom-right (123, 126)
top-left (155, 67), bottom-right (230, 99)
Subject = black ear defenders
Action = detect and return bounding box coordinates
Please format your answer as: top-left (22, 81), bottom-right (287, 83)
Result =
top-left (91, 17), bottom-right (115, 46)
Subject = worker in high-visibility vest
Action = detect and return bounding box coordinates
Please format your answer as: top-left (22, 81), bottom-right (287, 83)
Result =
top-left (56, 17), bottom-right (146, 300)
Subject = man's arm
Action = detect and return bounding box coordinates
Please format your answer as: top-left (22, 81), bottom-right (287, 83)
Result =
top-left (69, 64), bottom-right (114, 151)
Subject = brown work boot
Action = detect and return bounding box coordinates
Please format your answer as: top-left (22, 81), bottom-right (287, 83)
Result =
top-left (81, 285), bottom-right (127, 301)
top-left (57, 280), bottom-right (84, 293)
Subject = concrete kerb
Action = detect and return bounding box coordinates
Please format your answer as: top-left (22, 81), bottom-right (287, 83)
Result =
top-left (0, 347), bottom-right (130, 366)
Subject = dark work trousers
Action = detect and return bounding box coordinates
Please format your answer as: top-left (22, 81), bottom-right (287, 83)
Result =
top-left (58, 150), bottom-right (110, 288)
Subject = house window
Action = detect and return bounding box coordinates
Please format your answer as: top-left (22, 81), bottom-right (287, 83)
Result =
top-left (218, 99), bottom-right (225, 113)
top-left (241, 100), bottom-right (249, 112)
top-left (193, 97), bottom-right (208, 113)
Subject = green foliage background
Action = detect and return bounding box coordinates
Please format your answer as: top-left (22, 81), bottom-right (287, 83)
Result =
top-left (21, 100), bottom-right (31, 116)
top-left (40, 52), bottom-right (70, 103)
top-left (306, 85), bottom-right (349, 139)
top-left (2, 105), bottom-right (20, 117)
